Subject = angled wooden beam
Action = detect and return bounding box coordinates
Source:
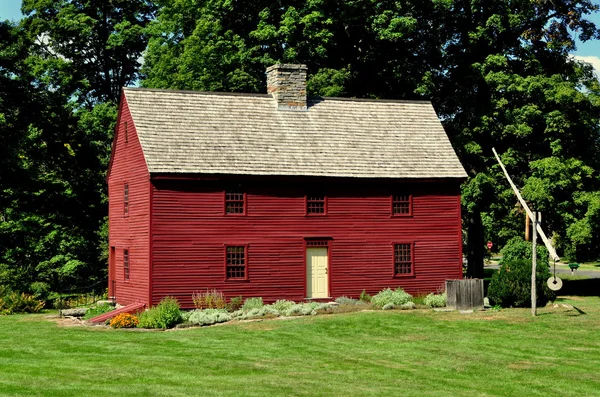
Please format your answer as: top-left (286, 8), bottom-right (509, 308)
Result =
top-left (492, 148), bottom-right (560, 261)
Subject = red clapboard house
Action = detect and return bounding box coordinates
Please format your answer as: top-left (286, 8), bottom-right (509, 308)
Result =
top-left (107, 64), bottom-right (467, 308)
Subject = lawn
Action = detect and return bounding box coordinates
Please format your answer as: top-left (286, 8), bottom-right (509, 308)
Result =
top-left (1, 297), bottom-right (600, 397)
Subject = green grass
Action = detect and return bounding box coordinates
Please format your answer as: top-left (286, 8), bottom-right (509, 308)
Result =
top-left (1, 298), bottom-right (600, 397)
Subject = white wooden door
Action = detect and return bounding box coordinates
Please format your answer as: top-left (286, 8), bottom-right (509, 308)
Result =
top-left (306, 247), bottom-right (328, 298)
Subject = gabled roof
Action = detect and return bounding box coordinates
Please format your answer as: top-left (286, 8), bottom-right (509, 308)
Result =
top-left (123, 87), bottom-right (467, 179)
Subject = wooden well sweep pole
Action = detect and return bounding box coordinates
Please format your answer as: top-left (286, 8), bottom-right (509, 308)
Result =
top-left (491, 148), bottom-right (559, 262)
top-left (532, 211), bottom-right (537, 317)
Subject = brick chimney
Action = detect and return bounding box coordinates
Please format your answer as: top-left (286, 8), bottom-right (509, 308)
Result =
top-left (266, 64), bottom-right (307, 111)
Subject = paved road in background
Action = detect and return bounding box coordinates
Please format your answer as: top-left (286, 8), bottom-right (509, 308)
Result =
top-left (485, 265), bottom-right (600, 279)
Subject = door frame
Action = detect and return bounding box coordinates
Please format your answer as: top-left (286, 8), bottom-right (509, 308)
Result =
top-left (303, 238), bottom-right (332, 299)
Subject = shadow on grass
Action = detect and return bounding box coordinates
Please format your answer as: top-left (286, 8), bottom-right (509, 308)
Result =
top-left (559, 278), bottom-right (600, 297)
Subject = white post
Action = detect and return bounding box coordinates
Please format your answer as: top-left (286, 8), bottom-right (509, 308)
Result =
top-left (531, 211), bottom-right (537, 317)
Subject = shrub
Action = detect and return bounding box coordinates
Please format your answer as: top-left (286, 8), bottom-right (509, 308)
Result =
top-left (283, 302), bottom-right (331, 317)
top-left (487, 259), bottom-right (556, 308)
top-left (110, 313), bottom-right (139, 328)
top-left (381, 302), bottom-right (415, 310)
top-left (232, 307), bottom-right (268, 320)
top-left (138, 297), bottom-right (182, 329)
top-left (359, 290), bottom-right (372, 303)
top-left (29, 282), bottom-right (50, 302)
top-left (423, 293), bottom-right (447, 308)
top-left (180, 310), bottom-right (192, 322)
top-left (187, 309), bottom-right (231, 326)
top-left (192, 289), bottom-right (226, 310)
top-left (270, 299), bottom-right (296, 313)
top-left (83, 303), bottom-right (114, 320)
top-left (0, 292), bottom-right (45, 315)
top-left (242, 297), bottom-right (264, 311)
top-left (227, 296), bottom-right (243, 312)
top-left (371, 288), bottom-right (413, 309)
top-left (499, 237), bottom-right (549, 266)
top-left (335, 296), bottom-right (365, 305)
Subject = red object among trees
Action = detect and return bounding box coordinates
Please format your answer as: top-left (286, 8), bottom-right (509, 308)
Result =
top-left (107, 64), bottom-right (467, 308)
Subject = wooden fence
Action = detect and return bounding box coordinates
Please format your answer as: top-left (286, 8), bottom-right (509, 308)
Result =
top-left (446, 279), bottom-right (484, 311)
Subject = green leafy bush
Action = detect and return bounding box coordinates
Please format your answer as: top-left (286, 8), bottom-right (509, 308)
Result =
top-left (487, 259), bottom-right (556, 308)
top-left (83, 303), bottom-right (114, 320)
top-left (359, 290), bottom-right (372, 303)
top-left (270, 299), bottom-right (296, 313)
top-left (381, 301), bottom-right (415, 310)
top-left (0, 291), bottom-right (45, 315)
top-left (242, 297), bottom-right (264, 311)
top-left (335, 296), bottom-right (365, 305)
top-left (499, 237), bottom-right (549, 266)
top-left (187, 309), bottom-right (231, 326)
top-left (29, 282), bottom-right (50, 301)
top-left (371, 288), bottom-right (413, 309)
top-left (138, 297), bottom-right (182, 329)
top-left (227, 296), bottom-right (243, 312)
top-left (232, 307), bottom-right (268, 320)
top-left (424, 293), bottom-right (447, 308)
top-left (283, 302), bottom-right (331, 316)
top-left (192, 289), bottom-right (226, 309)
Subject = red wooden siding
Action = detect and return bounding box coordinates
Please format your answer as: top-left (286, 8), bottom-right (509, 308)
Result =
top-left (107, 96), bottom-right (150, 305)
top-left (149, 180), bottom-right (462, 308)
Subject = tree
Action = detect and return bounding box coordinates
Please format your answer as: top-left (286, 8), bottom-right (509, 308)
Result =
top-left (0, 21), bottom-right (100, 292)
top-left (0, 0), bottom-right (155, 295)
top-left (21, 0), bottom-right (156, 105)
top-left (142, 0), bottom-right (600, 274)
top-left (426, 1), bottom-right (600, 270)
top-left (142, 0), bottom-right (443, 99)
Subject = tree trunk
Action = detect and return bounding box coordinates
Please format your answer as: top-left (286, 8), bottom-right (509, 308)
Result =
top-left (466, 208), bottom-right (485, 279)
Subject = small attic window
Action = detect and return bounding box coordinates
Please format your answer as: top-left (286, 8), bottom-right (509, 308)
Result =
top-left (225, 192), bottom-right (245, 215)
top-left (124, 121), bottom-right (128, 143)
top-left (392, 195), bottom-right (411, 216)
top-left (306, 195), bottom-right (326, 215)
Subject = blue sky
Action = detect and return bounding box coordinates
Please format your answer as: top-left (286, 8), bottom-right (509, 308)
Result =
top-left (1, 0), bottom-right (598, 73)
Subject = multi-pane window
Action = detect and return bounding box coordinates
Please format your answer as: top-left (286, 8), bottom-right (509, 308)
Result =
top-left (226, 246), bottom-right (246, 279)
top-left (394, 244), bottom-right (412, 276)
top-left (123, 249), bottom-right (130, 281)
top-left (307, 195), bottom-right (326, 215)
top-left (225, 192), bottom-right (245, 214)
top-left (124, 183), bottom-right (129, 215)
top-left (392, 195), bottom-right (411, 215)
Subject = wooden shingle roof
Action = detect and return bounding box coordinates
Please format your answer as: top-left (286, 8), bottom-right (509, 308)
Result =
top-left (123, 87), bottom-right (467, 179)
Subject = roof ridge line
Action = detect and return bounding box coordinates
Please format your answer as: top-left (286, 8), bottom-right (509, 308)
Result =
top-left (123, 87), bottom-right (432, 104)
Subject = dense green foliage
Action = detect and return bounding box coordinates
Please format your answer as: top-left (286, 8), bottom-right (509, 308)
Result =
top-left (142, 0), bottom-right (600, 273)
top-left (1, 0), bottom-right (155, 296)
top-left (488, 259), bottom-right (556, 308)
top-left (3, 297), bottom-right (600, 396)
top-left (137, 297), bottom-right (182, 329)
top-left (0, 290), bottom-right (44, 315)
top-left (499, 237), bottom-right (550, 266)
top-left (1, 1), bottom-right (600, 295)
top-left (423, 293), bottom-right (447, 308)
top-left (242, 297), bottom-right (264, 311)
top-left (82, 303), bottom-right (114, 320)
top-left (187, 308), bottom-right (231, 326)
top-left (371, 288), bottom-right (413, 309)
